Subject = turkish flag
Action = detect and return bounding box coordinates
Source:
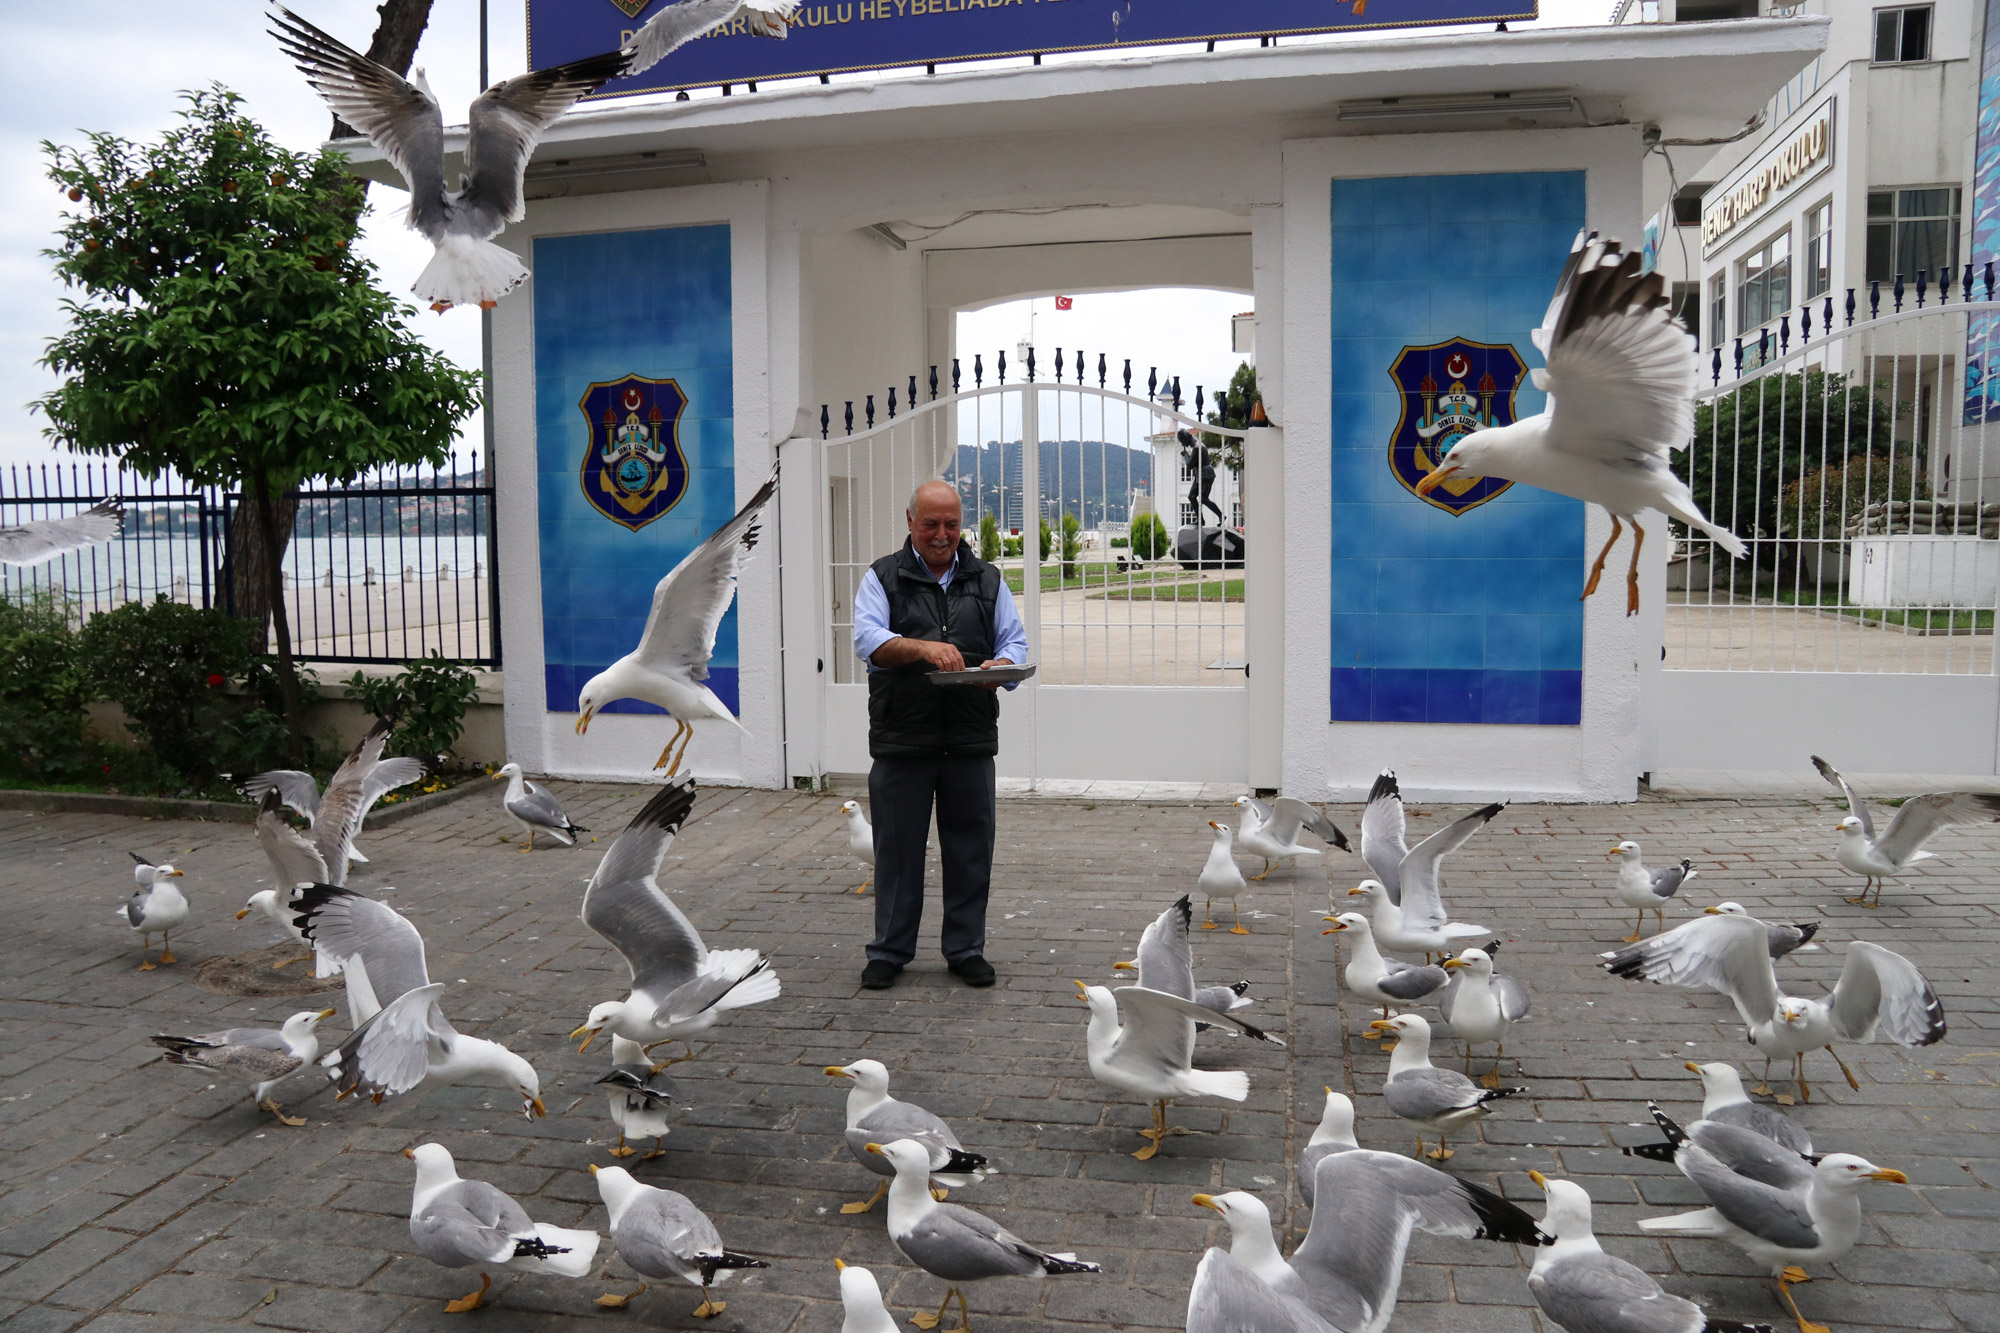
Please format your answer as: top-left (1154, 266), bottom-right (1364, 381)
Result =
top-left (1054, 295), bottom-right (1073, 311)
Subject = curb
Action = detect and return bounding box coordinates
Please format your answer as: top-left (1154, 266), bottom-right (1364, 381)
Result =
top-left (0, 775), bottom-right (490, 825)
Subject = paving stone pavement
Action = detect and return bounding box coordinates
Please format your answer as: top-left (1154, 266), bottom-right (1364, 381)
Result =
top-left (1, 781), bottom-right (1998, 1333)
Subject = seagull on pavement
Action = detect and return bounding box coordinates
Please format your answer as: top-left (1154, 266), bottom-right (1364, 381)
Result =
top-left (1528, 1169), bottom-right (1775, 1333)
top-left (405, 1143), bottom-right (598, 1314)
top-left (1233, 795), bottom-right (1350, 881)
top-left (243, 719), bottom-right (428, 884)
top-left (1320, 912), bottom-right (1447, 1046)
top-left (597, 1033), bottom-right (680, 1160)
top-left (1812, 755), bottom-right (2000, 906)
top-left (841, 800), bottom-right (875, 893)
top-left (1609, 840), bottom-right (1695, 942)
top-left (1414, 230), bottom-right (1746, 615)
top-left (494, 762), bottom-right (588, 851)
top-left (1439, 944), bottom-right (1531, 1088)
top-left (1346, 800), bottom-right (1501, 958)
top-left (1297, 1089), bottom-right (1358, 1208)
top-left (1600, 913), bottom-right (1946, 1103)
top-left (118, 855), bottom-right (187, 971)
top-left (575, 466), bottom-right (778, 773)
top-left (1186, 1248), bottom-right (1336, 1333)
top-left (622, 0), bottom-right (803, 76)
top-left (1076, 981), bottom-right (1282, 1159)
top-left (270, 6), bottom-right (629, 311)
top-left (0, 500), bottom-right (122, 566)
top-left (1112, 895), bottom-right (1252, 1018)
top-left (151, 1007), bottom-right (337, 1126)
top-left (1627, 1061), bottom-right (1812, 1157)
top-left (826, 1059), bottom-right (991, 1215)
top-left (1636, 1105), bottom-right (1906, 1333)
top-left (1198, 820), bottom-right (1252, 931)
top-left (296, 883), bottom-right (546, 1118)
top-left (1190, 1192), bottom-right (1305, 1301)
top-left (571, 780), bottom-right (780, 1064)
top-left (589, 1163), bottom-right (767, 1318)
top-left (836, 1260), bottom-right (899, 1333)
top-left (1368, 1013), bottom-right (1526, 1160)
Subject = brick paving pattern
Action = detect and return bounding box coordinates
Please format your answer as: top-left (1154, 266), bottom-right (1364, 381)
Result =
top-left (1, 781), bottom-right (1996, 1333)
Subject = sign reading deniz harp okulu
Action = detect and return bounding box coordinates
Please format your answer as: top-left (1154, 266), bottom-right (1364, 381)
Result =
top-left (529, 0), bottom-right (1538, 96)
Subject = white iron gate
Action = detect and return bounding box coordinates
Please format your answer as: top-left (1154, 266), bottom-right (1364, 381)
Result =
top-left (1657, 293), bottom-right (2000, 773)
top-left (781, 366), bottom-right (1270, 787)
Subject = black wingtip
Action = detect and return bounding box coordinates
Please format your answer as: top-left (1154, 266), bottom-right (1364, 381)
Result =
top-left (258, 788), bottom-right (285, 816)
top-left (697, 1253), bottom-right (770, 1282)
top-left (1039, 1256), bottom-right (1101, 1276)
top-left (1792, 921), bottom-right (1820, 946)
top-left (1366, 769), bottom-right (1400, 804)
top-left (1476, 1086), bottom-right (1527, 1105)
top-left (1704, 1321), bottom-right (1775, 1333)
top-left (1459, 1177), bottom-right (1550, 1246)
top-left (290, 882), bottom-right (359, 939)
top-left (1600, 944), bottom-right (1648, 981)
top-left (1171, 894), bottom-right (1193, 926)
top-left (1327, 821), bottom-right (1353, 853)
top-left (1621, 1140), bottom-right (1677, 1163)
top-left (1227, 979), bottom-right (1251, 997)
top-left (941, 1148), bottom-right (989, 1175)
top-left (512, 1236), bottom-right (572, 1260)
top-left (1647, 1102), bottom-right (1689, 1149)
top-left (625, 778), bottom-right (698, 837)
top-left (128, 851), bottom-right (153, 866)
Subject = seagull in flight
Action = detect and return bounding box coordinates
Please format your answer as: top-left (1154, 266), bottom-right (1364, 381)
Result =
top-left (622, 0), bottom-right (803, 77)
top-left (575, 466), bottom-right (777, 774)
top-left (1812, 754), bottom-right (2000, 906)
top-left (1415, 231), bottom-right (1746, 615)
top-left (0, 500), bottom-right (121, 567)
top-left (269, 6), bottom-right (629, 311)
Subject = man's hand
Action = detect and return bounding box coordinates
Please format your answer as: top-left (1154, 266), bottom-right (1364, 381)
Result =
top-left (918, 641), bottom-right (967, 672)
top-left (975, 658), bottom-right (1014, 691)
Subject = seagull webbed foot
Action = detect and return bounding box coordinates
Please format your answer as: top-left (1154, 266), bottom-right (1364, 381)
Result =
top-left (444, 1273), bottom-right (490, 1313)
top-left (594, 1283), bottom-right (646, 1309)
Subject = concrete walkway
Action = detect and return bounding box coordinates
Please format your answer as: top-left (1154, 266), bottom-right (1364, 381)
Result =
top-left (0, 782), bottom-right (1995, 1333)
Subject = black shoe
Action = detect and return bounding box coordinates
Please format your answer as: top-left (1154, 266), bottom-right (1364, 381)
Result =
top-left (861, 960), bottom-right (902, 990)
top-left (948, 956), bottom-right (996, 988)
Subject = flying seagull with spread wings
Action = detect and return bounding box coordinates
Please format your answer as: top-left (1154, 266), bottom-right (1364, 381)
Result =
top-left (622, 0), bottom-right (803, 76)
top-left (576, 466), bottom-right (778, 774)
top-left (241, 719), bottom-right (428, 879)
top-left (269, 6), bottom-right (628, 311)
top-left (1415, 231), bottom-right (1746, 615)
top-left (1813, 754), bottom-right (2000, 906)
top-left (0, 500), bottom-right (121, 566)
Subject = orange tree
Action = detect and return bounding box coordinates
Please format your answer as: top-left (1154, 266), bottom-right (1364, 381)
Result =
top-left (34, 87), bottom-right (480, 754)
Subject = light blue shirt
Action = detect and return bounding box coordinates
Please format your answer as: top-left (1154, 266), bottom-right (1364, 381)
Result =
top-left (853, 550), bottom-right (1030, 687)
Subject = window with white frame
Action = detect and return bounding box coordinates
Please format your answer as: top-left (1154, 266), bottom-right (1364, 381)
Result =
top-left (1803, 199), bottom-right (1833, 299)
top-left (1735, 230), bottom-right (1791, 336)
top-left (1874, 5), bottom-right (1932, 63)
top-left (1866, 188), bottom-right (1961, 284)
top-left (1707, 271), bottom-right (1728, 351)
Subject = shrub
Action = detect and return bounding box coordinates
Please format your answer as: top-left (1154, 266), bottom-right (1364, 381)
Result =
top-left (1779, 455), bottom-right (1932, 539)
top-left (0, 594), bottom-right (89, 784)
top-left (1038, 516), bottom-right (1053, 562)
top-left (345, 654), bottom-right (481, 764)
top-left (1110, 537), bottom-right (1129, 549)
top-left (1003, 535), bottom-right (1023, 558)
top-left (1059, 510), bottom-right (1083, 579)
top-left (1129, 512), bottom-right (1173, 561)
top-left (74, 596), bottom-right (276, 788)
top-left (978, 510), bottom-right (1001, 562)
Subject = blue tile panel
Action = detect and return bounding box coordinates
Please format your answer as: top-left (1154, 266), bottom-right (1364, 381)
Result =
top-left (533, 225), bottom-right (738, 717)
top-left (1328, 172), bottom-right (1586, 725)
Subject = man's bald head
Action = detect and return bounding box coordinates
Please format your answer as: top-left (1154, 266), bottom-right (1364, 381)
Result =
top-left (907, 480), bottom-right (964, 573)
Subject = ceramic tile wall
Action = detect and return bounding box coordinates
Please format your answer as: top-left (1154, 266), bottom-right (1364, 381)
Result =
top-left (1327, 172), bottom-right (1586, 725)
top-left (533, 224), bottom-right (737, 716)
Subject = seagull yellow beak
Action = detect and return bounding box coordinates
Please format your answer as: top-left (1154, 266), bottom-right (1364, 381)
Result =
top-left (1191, 1193), bottom-right (1220, 1211)
top-left (864, 1142), bottom-right (886, 1156)
top-left (1367, 1019), bottom-right (1395, 1033)
top-left (1208, 820), bottom-right (1221, 830)
top-left (1528, 1169), bottom-right (1549, 1189)
top-left (318, 1008), bottom-right (337, 1020)
top-left (1442, 958), bottom-right (1465, 970)
top-left (1073, 979), bottom-right (1092, 1001)
top-left (1414, 463), bottom-right (1458, 497)
top-left (589, 1163), bottom-right (599, 1175)
top-left (530, 1097), bottom-right (546, 1118)
top-left (1321, 918), bottom-right (1348, 935)
top-left (403, 1148), bottom-right (416, 1159)
top-left (1703, 905), bottom-right (1723, 915)
top-left (1868, 1168), bottom-right (1909, 1183)
top-left (575, 705), bottom-right (595, 735)
top-left (1605, 847), bottom-right (1623, 861)
top-left (824, 1065), bottom-right (850, 1077)
top-left (490, 771), bottom-right (506, 781)
top-left (834, 1259), bottom-right (847, 1271)
top-left (571, 1024), bottom-right (598, 1053)
top-left (1112, 960), bottom-right (1136, 971)
top-left (235, 907), bottom-right (251, 919)
top-left (1684, 1061), bottom-right (1702, 1073)
top-left (167, 868), bottom-right (184, 877)
top-left (1324, 1086), bottom-right (1334, 1096)
top-left (1347, 886), bottom-right (1366, 896)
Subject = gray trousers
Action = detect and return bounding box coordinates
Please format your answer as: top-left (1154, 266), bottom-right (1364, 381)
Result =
top-left (865, 755), bottom-right (995, 966)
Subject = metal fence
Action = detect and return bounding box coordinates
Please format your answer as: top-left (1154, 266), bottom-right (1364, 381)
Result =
top-left (1673, 283), bottom-right (2000, 675)
top-left (0, 455), bottom-right (500, 667)
top-left (820, 351), bottom-right (1253, 688)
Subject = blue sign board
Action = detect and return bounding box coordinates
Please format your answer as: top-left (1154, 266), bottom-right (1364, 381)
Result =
top-left (529, 0), bottom-right (1537, 97)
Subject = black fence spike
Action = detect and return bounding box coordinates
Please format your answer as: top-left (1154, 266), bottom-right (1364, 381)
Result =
top-left (844, 401), bottom-right (854, 436)
top-left (953, 358), bottom-right (962, 393)
top-left (1844, 289), bottom-right (1855, 326)
top-left (1147, 367), bottom-right (1157, 400)
top-left (972, 354), bottom-right (982, 388)
top-left (1778, 314), bottom-right (1790, 355)
top-left (1869, 281), bottom-right (1881, 319)
top-left (1824, 294), bottom-right (1834, 330)
top-left (1985, 260), bottom-right (1995, 300)
top-left (1075, 349), bottom-right (1085, 384)
top-left (1122, 359), bottom-right (1131, 394)
top-left (1098, 353), bottom-right (1108, 388)
top-left (1733, 337), bottom-right (1744, 377)
top-left (1758, 328), bottom-right (1770, 365)
top-left (1893, 273), bottom-right (1904, 313)
top-left (1054, 347), bottom-right (1062, 381)
top-left (1172, 377), bottom-right (1183, 411)
top-left (1195, 385), bottom-right (1205, 421)
top-left (865, 394), bottom-right (875, 429)
top-left (908, 375), bottom-right (918, 410)
top-left (820, 405), bottom-right (829, 440)
top-left (1966, 261), bottom-right (1978, 299)
top-left (1710, 346), bottom-right (1722, 386)
top-left (886, 386), bottom-right (896, 420)
top-left (1943, 265), bottom-right (1955, 302)
top-left (997, 349), bottom-right (1007, 383)
top-left (1800, 302), bottom-right (1812, 343)
top-left (1025, 346), bottom-right (1036, 382)
top-left (1916, 268), bottom-right (1928, 308)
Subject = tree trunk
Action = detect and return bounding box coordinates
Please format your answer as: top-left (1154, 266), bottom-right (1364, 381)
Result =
top-left (250, 478), bottom-right (309, 754)
top-left (227, 493), bottom-right (299, 634)
top-left (331, 0), bottom-right (439, 139)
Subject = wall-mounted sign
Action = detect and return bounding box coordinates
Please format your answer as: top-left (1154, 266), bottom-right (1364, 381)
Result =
top-left (1701, 101), bottom-right (1835, 253)
top-left (529, 0), bottom-right (1539, 98)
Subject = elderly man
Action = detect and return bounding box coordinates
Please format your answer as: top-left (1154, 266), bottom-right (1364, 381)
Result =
top-left (850, 480), bottom-right (1029, 990)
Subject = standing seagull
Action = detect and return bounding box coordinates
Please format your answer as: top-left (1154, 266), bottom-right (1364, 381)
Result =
top-left (1320, 913), bottom-right (1448, 1044)
top-left (1233, 795), bottom-right (1350, 881)
top-left (622, 0), bottom-right (803, 76)
top-left (1812, 755), bottom-right (2000, 906)
top-left (836, 1260), bottom-right (899, 1333)
top-left (826, 1059), bottom-right (991, 1214)
top-left (1190, 1192), bottom-right (1305, 1301)
top-left (118, 856), bottom-right (187, 971)
top-left (269, 6), bottom-right (629, 310)
top-left (1076, 981), bottom-right (1282, 1159)
top-left (1296, 1089), bottom-right (1358, 1208)
top-left (1528, 1170), bottom-right (1774, 1333)
top-left (589, 1164), bottom-right (767, 1317)
top-left (1199, 820), bottom-right (1251, 931)
top-left (0, 499), bottom-right (121, 566)
top-left (1368, 1013), bottom-right (1526, 1160)
top-left (493, 762), bottom-right (588, 851)
top-left (1414, 231), bottom-right (1746, 615)
top-left (1609, 840), bottom-right (1695, 942)
top-left (404, 1143), bottom-right (598, 1314)
top-left (841, 800), bottom-right (875, 893)
top-left (1347, 799), bottom-right (1502, 958)
top-left (575, 467), bottom-right (779, 774)
top-left (570, 780), bottom-right (781, 1063)
top-left (866, 1138), bottom-right (1099, 1332)
top-left (1654, 1061), bottom-right (1813, 1156)
top-left (151, 1007), bottom-right (337, 1126)
top-left (597, 1034), bottom-right (680, 1160)
top-left (1439, 944), bottom-right (1531, 1088)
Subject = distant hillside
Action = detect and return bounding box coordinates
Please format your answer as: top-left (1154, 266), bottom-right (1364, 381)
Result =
top-left (950, 440), bottom-right (1153, 528)
top-left (124, 474), bottom-right (490, 539)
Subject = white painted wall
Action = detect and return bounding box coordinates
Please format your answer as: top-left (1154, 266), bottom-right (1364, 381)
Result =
top-left (1656, 671), bottom-right (1998, 773)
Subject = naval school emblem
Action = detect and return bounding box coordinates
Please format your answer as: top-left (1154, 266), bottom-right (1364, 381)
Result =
top-left (1386, 339), bottom-right (1527, 517)
top-left (578, 374), bottom-right (690, 531)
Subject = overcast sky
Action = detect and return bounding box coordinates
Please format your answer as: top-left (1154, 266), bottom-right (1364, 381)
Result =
top-left (0, 0), bottom-right (1608, 471)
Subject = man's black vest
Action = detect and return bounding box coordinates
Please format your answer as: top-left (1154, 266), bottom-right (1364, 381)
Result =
top-left (867, 539), bottom-right (1002, 759)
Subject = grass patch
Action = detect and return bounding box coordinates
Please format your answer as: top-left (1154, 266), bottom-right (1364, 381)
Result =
top-left (999, 565), bottom-right (1222, 595)
top-left (1092, 579), bottom-right (1245, 603)
top-left (1764, 585), bottom-right (1994, 632)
